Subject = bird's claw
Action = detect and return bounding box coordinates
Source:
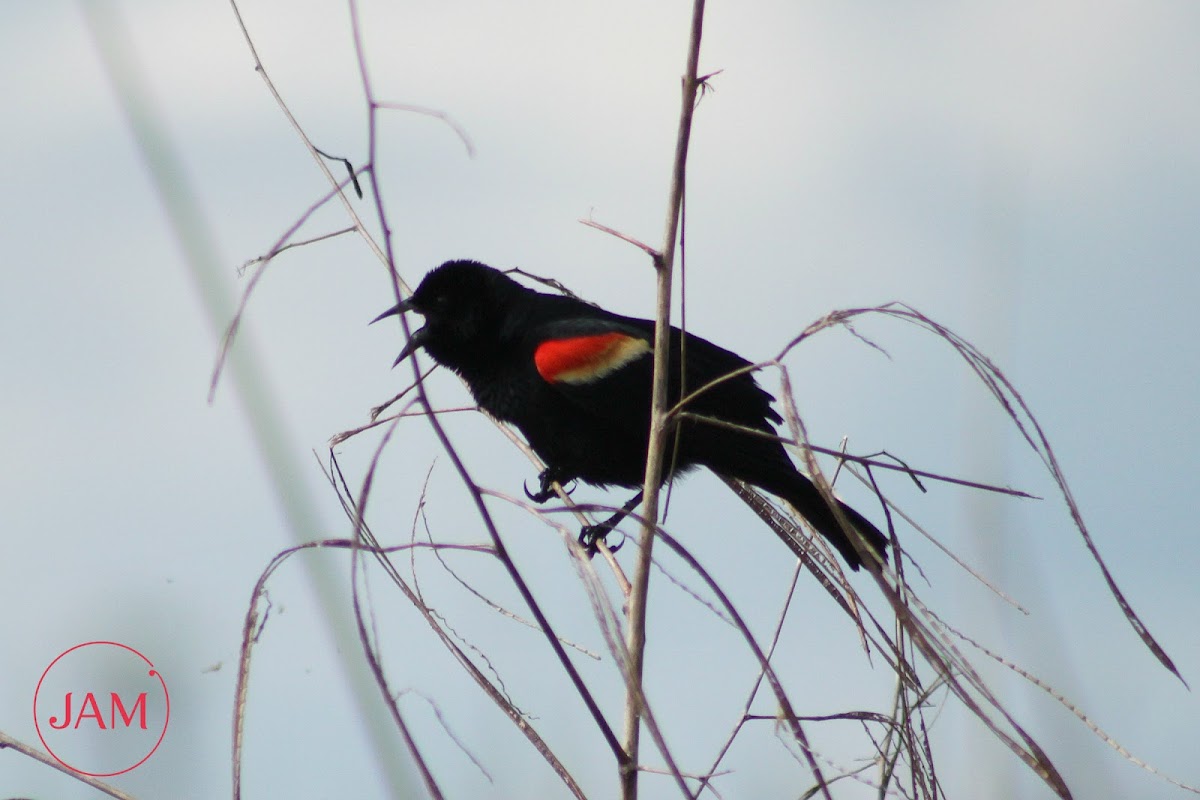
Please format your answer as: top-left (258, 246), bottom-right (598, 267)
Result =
top-left (523, 479), bottom-right (553, 503)
top-left (524, 469), bottom-right (574, 504)
top-left (578, 524), bottom-right (623, 558)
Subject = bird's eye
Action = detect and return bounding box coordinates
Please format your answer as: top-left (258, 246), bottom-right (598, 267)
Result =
top-left (415, 292), bottom-right (443, 313)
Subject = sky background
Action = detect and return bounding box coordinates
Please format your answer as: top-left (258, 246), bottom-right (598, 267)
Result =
top-left (2, 1), bottom-right (1198, 798)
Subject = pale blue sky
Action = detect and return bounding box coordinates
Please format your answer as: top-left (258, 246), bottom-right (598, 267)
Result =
top-left (2, 2), bottom-right (1197, 798)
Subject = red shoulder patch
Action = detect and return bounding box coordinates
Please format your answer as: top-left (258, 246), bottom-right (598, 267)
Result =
top-left (534, 332), bottom-right (651, 384)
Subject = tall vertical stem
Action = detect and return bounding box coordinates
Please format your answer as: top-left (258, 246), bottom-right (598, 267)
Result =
top-left (620, 2), bottom-right (707, 797)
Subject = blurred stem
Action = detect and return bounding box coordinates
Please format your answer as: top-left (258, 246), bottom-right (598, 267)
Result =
top-left (81, 4), bottom-right (415, 796)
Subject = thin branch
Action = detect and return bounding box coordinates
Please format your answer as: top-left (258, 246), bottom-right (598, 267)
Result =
top-left (420, 495), bottom-right (603, 660)
top-left (348, 417), bottom-right (445, 799)
top-left (227, 0), bottom-right (387, 265)
top-left (623, 3), bottom-right (708, 799)
top-left (238, 225), bottom-right (357, 273)
top-left (579, 217), bottom-right (662, 260)
top-left (231, 536), bottom-right (484, 799)
top-left (321, 454), bottom-right (589, 798)
top-left (698, 562), bottom-right (804, 796)
top-left (932, 608), bottom-right (1200, 795)
top-left (784, 301), bottom-right (1183, 685)
top-left (650, 524), bottom-right (837, 800)
top-left (208, 162), bottom-right (368, 402)
top-left (332, 404), bottom-right (476, 446)
top-left (0, 731), bottom-right (140, 800)
top-left (346, 0), bottom-right (628, 773)
top-left (774, 363), bottom-right (1074, 797)
top-left (397, 690), bottom-right (494, 783)
top-left (374, 101), bottom-right (476, 157)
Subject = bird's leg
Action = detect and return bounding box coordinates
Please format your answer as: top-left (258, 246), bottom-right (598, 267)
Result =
top-left (524, 466), bottom-right (573, 504)
top-left (580, 490), bottom-right (644, 557)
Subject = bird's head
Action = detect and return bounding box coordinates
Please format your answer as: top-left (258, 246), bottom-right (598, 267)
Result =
top-left (373, 260), bottom-right (523, 371)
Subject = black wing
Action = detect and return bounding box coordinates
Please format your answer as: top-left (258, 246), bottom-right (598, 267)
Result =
top-left (526, 307), bottom-right (782, 437)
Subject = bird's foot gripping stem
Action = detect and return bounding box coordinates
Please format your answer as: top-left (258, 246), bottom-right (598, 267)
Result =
top-left (579, 522), bottom-right (623, 558)
top-left (524, 468), bottom-right (574, 504)
top-left (577, 490), bottom-right (643, 558)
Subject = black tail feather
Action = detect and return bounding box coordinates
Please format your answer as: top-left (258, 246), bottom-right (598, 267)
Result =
top-left (733, 461), bottom-right (888, 571)
top-left (781, 474), bottom-right (889, 570)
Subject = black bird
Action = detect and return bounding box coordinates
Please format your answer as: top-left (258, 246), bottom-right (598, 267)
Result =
top-left (375, 260), bottom-right (888, 571)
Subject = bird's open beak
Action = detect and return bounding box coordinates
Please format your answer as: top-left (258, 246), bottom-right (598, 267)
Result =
top-left (392, 327), bottom-right (429, 367)
top-left (370, 297), bottom-right (414, 324)
top-left (371, 297), bottom-right (428, 367)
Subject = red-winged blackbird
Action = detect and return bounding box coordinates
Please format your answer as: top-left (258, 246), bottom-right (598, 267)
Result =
top-left (375, 259), bottom-right (888, 571)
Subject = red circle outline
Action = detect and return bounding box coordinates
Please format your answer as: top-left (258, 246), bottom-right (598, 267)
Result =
top-left (33, 641), bottom-right (170, 776)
